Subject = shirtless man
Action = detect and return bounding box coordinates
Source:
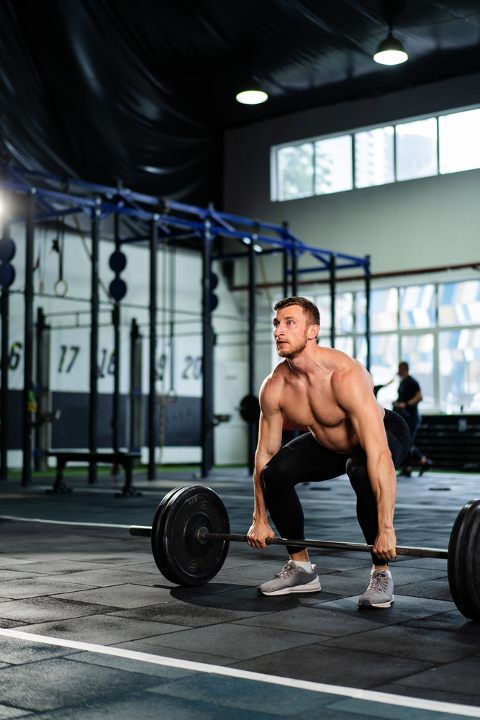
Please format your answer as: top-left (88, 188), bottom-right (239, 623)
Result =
top-left (247, 297), bottom-right (410, 607)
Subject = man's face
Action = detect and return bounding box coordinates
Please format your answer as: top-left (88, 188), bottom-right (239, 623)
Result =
top-left (273, 305), bottom-right (316, 358)
top-left (398, 364), bottom-right (408, 378)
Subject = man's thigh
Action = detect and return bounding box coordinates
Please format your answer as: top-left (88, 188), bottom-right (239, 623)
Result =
top-left (266, 432), bottom-right (348, 488)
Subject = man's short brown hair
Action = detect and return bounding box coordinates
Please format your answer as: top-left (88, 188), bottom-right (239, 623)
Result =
top-left (274, 296), bottom-right (320, 326)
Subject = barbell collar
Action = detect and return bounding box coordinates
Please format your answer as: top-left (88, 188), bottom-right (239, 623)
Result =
top-left (130, 524), bottom-right (448, 559)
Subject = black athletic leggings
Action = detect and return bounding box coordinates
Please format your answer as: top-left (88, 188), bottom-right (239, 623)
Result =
top-left (262, 409), bottom-right (410, 565)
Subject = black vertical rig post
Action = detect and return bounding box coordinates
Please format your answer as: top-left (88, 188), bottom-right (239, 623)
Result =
top-left (247, 233), bottom-right (257, 474)
top-left (147, 216), bottom-right (158, 480)
top-left (365, 255), bottom-right (371, 372)
top-left (34, 307), bottom-right (47, 472)
top-left (281, 222), bottom-right (290, 297)
top-left (291, 238), bottom-right (299, 297)
top-left (112, 213), bottom-right (121, 460)
top-left (129, 318), bottom-right (141, 452)
top-left (329, 254), bottom-right (336, 349)
top-left (88, 200), bottom-right (100, 484)
top-left (0, 218), bottom-right (11, 482)
top-left (22, 189), bottom-right (35, 486)
top-left (201, 219), bottom-right (215, 477)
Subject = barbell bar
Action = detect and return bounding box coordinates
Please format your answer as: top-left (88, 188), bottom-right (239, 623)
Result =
top-left (130, 524), bottom-right (448, 559)
top-left (129, 485), bottom-right (480, 621)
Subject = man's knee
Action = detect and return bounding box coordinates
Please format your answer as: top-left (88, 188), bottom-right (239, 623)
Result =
top-left (346, 457), bottom-right (369, 492)
top-left (262, 462), bottom-right (290, 496)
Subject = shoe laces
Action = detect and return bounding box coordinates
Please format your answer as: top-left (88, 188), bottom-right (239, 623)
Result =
top-left (275, 560), bottom-right (297, 578)
top-left (368, 571), bottom-right (389, 593)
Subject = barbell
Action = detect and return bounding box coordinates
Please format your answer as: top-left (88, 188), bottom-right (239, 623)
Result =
top-left (129, 485), bottom-right (480, 621)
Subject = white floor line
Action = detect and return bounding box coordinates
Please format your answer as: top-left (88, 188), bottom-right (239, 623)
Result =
top-left (0, 628), bottom-right (478, 717)
top-left (0, 515), bottom-right (131, 529)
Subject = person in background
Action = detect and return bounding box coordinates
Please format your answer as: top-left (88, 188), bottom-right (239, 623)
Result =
top-left (393, 361), bottom-right (432, 476)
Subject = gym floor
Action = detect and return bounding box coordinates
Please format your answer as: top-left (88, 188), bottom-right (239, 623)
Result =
top-left (1, 468), bottom-right (480, 719)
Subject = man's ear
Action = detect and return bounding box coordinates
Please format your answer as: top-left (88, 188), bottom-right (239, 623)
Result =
top-left (307, 324), bottom-right (320, 340)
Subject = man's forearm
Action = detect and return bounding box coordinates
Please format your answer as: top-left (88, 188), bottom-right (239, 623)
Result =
top-left (252, 453), bottom-right (272, 522)
top-left (368, 453), bottom-right (397, 528)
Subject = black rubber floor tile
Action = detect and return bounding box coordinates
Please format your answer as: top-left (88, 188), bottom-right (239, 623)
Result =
top-left (55, 584), bottom-right (176, 609)
top-left (147, 673), bottom-right (334, 715)
top-left (0, 636), bottom-right (75, 664)
top-left (327, 696), bottom-right (472, 720)
top-left (67, 650), bottom-right (192, 679)
top-left (22, 614), bottom-right (187, 644)
top-left (0, 570), bottom-right (38, 582)
top-left (132, 622), bottom-right (321, 660)
top-left (380, 656), bottom-right (480, 696)
top-left (232, 644), bottom-right (434, 687)
top-left (38, 568), bottom-right (176, 588)
top-left (404, 610), bottom-right (480, 632)
top-left (110, 599), bottom-right (268, 626)
top-left (234, 604), bottom-right (381, 636)
top-left (316, 593), bottom-right (456, 624)
top-left (31, 691), bottom-right (279, 720)
top-left (321, 624), bottom-right (480, 662)
top-left (13, 560), bottom-right (107, 575)
top-left (0, 579), bottom-right (98, 600)
top-left (394, 578), bottom-right (452, 601)
top-left (114, 638), bottom-right (232, 665)
top-left (0, 704), bottom-right (32, 719)
top-left (0, 557), bottom-right (36, 569)
top-left (0, 597), bottom-right (117, 623)
top-left (0, 658), bottom-right (161, 712)
top-left (166, 587), bottom-right (301, 614)
top-left (373, 683), bottom-right (480, 709)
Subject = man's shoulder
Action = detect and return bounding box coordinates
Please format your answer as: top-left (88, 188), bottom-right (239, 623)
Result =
top-left (262, 363), bottom-right (287, 391)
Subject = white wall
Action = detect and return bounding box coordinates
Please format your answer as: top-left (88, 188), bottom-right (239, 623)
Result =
top-left (224, 72), bottom-right (480, 276)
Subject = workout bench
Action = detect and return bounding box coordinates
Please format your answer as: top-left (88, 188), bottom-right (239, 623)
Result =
top-left (46, 450), bottom-right (141, 497)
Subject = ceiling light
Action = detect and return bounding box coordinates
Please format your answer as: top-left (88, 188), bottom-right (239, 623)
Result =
top-left (236, 89), bottom-right (268, 105)
top-left (242, 236), bottom-right (252, 245)
top-left (373, 31), bottom-right (408, 66)
top-left (253, 244), bottom-right (262, 253)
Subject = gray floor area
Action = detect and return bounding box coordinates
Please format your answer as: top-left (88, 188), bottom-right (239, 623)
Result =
top-left (0, 468), bottom-right (480, 719)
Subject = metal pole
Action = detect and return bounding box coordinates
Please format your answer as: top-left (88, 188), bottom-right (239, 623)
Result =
top-left (22, 189), bottom-right (35, 486)
top-left (282, 249), bottom-right (289, 298)
top-left (34, 307), bottom-right (46, 471)
top-left (329, 255), bottom-right (336, 348)
top-left (88, 201), bottom-right (100, 484)
top-left (112, 303), bottom-right (120, 453)
top-left (201, 220), bottom-right (215, 477)
top-left (365, 255), bottom-right (371, 372)
top-left (147, 217), bottom-right (158, 480)
top-left (248, 237), bottom-right (256, 474)
top-left (112, 209), bottom-right (121, 456)
top-left (0, 217), bottom-right (10, 481)
top-left (129, 318), bottom-right (140, 452)
top-left (291, 240), bottom-right (298, 296)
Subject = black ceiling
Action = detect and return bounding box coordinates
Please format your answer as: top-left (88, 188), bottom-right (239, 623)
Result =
top-left (0, 0), bottom-right (479, 205)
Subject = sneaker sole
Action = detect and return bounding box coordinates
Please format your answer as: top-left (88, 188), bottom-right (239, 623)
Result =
top-left (359, 595), bottom-right (395, 609)
top-left (259, 578), bottom-right (321, 596)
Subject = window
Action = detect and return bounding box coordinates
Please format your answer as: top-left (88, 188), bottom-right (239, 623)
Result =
top-left (272, 105), bottom-right (480, 202)
top-left (399, 284), bottom-right (435, 329)
top-left (439, 109), bottom-right (480, 175)
top-left (400, 334), bottom-right (435, 409)
top-left (396, 118), bottom-right (438, 181)
top-left (314, 136), bottom-right (352, 195)
top-left (439, 329), bottom-right (480, 412)
top-left (277, 143), bottom-right (314, 200)
top-left (356, 288), bottom-right (397, 333)
top-left (354, 127), bottom-right (394, 188)
top-left (439, 280), bottom-right (480, 326)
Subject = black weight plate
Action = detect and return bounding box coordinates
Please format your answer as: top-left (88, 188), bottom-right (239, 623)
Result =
top-left (109, 277), bottom-right (127, 301)
top-left (0, 238), bottom-right (16, 263)
top-left (239, 394), bottom-right (260, 423)
top-left (448, 498), bottom-right (480, 620)
top-left (109, 250), bottom-right (127, 273)
top-left (0, 263), bottom-right (15, 288)
top-left (152, 485), bottom-right (229, 586)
